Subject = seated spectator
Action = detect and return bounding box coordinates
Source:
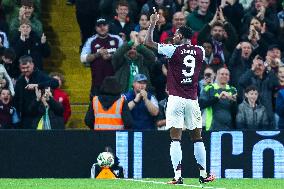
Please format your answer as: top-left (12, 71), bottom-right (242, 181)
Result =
top-left (186, 0), bottom-right (213, 32)
top-left (14, 55), bottom-right (59, 129)
top-left (85, 76), bottom-right (133, 130)
top-left (12, 19), bottom-right (50, 70)
top-left (0, 88), bottom-right (17, 129)
top-left (198, 8), bottom-right (238, 64)
top-left (109, 0), bottom-right (135, 42)
top-left (239, 54), bottom-right (279, 128)
top-left (49, 72), bottom-right (71, 125)
top-left (199, 67), bottom-right (238, 130)
top-left (9, 0), bottom-right (42, 40)
top-left (112, 31), bottom-right (156, 93)
top-left (276, 88), bottom-right (284, 129)
top-left (1, 48), bottom-right (19, 81)
top-left (124, 74), bottom-right (159, 130)
top-left (134, 13), bottom-right (150, 32)
top-left (29, 87), bottom-right (65, 130)
top-left (0, 63), bottom-right (15, 96)
top-left (236, 85), bottom-right (269, 129)
top-left (80, 17), bottom-right (123, 97)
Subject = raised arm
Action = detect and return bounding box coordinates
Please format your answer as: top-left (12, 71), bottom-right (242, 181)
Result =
top-left (144, 7), bottom-right (159, 50)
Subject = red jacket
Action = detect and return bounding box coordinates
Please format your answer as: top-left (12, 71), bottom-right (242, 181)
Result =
top-left (53, 88), bottom-right (71, 124)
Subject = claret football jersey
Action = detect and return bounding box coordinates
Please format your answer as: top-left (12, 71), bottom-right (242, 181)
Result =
top-left (158, 43), bottom-right (205, 100)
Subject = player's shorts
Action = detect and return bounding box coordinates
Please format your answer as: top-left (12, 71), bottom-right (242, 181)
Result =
top-left (165, 95), bottom-right (202, 130)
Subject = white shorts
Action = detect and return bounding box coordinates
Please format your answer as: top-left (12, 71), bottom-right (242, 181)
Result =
top-left (165, 95), bottom-right (202, 130)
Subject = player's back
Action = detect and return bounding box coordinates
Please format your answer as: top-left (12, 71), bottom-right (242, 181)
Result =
top-left (167, 44), bottom-right (204, 100)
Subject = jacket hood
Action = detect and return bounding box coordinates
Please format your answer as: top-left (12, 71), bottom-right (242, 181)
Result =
top-left (98, 95), bottom-right (121, 110)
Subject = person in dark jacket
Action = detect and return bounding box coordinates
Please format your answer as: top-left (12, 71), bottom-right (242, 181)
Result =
top-left (0, 88), bottom-right (16, 129)
top-left (276, 88), bottom-right (284, 129)
top-left (236, 85), bottom-right (269, 129)
top-left (14, 55), bottom-right (59, 129)
top-left (85, 76), bottom-right (133, 130)
top-left (29, 87), bottom-right (65, 130)
top-left (12, 19), bottom-right (50, 70)
top-left (239, 54), bottom-right (279, 128)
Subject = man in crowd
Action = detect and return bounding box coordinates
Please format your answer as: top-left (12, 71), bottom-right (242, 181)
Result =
top-left (80, 18), bottom-right (123, 98)
top-left (14, 55), bottom-right (59, 129)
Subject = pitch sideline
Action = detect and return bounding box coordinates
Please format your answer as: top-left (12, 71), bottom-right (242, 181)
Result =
top-left (121, 178), bottom-right (226, 189)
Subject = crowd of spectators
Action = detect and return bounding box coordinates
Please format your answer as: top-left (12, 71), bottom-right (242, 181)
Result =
top-left (79, 0), bottom-right (284, 131)
top-left (1, 0), bottom-right (284, 130)
top-left (0, 0), bottom-right (71, 129)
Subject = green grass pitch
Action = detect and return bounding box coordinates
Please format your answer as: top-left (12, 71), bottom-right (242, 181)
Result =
top-left (0, 178), bottom-right (283, 189)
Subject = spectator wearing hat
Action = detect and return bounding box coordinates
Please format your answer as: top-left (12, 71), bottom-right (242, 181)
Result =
top-left (264, 44), bottom-right (283, 73)
top-left (9, 0), bottom-right (42, 41)
top-left (109, 0), bottom-right (135, 42)
top-left (85, 76), bottom-right (133, 130)
top-left (124, 74), bottom-right (159, 130)
top-left (81, 17), bottom-right (123, 98)
top-left (12, 19), bottom-right (50, 70)
top-left (239, 54), bottom-right (279, 129)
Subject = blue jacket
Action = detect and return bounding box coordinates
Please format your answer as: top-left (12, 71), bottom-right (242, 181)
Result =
top-left (276, 89), bottom-right (284, 129)
top-left (124, 90), bottom-right (155, 130)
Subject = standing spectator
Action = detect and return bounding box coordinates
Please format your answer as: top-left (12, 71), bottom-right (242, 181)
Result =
top-left (276, 88), bottom-right (284, 129)
top-left (182, 0), bottom-right (198, 17)
top-left (75, 0), bottom-right (101, 50)
top-left (124, 74), bottom-right (159, 130)
top-left (109, 0), bottom-right (135, 42)
top-left (160, 11), bottom-right (186, 43)
top-left (12, 19), bottom-right (50, 70)
top-left (112, 31), bottom-right (156, 93)
top-left (85, 76), bottom-right (133, 130)
top-left (236, 85), bottom-right (269, 129)
top-left (199, 66), bottom-right (215, 94)
top-left (199, 67), bottom-right (238, 130)
top-left (228, 41), bottom-right (253, 101)
top-left (49, 72), bottom-right (71, 125)
top-left (264, 44), bottom-right (283, 73)
top-left (80, 18), bottom-right (123, 98)
top-left (141, 0), bottom-right (178, 20)
top-left (13, 55), bottom-right (59, 129)
top-left (0, 88), bottom-right (15, 129)
top-left (239, 54), bottom-right (279, 128)
top-left (29, 87), bottom-right (65, 130)
top-left (153, 7), bottom-right (172, 42)
top-left (134, 13), bottom-right (150, 32)
top-left (186, 0), bottom-right (213, 32)
top-left (198, 8), bottom-right (238, 64)
top-left (278, 1), bottom-right (284, 49)
top-left (9, 0), bottom-right (42, 40)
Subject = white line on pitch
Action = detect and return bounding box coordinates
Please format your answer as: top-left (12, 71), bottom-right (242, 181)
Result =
top-left (121, 179), bottom-right (226, 189)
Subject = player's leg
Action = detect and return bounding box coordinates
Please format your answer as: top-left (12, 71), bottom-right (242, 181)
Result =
top-left (189, 128), bottom-right (215, 183)
top-left (165, 95), bottom-right (184, 184)
top-left (185, 99), bottom-right (215, 183)
top-left (169, 128), bottom-right (183, 183)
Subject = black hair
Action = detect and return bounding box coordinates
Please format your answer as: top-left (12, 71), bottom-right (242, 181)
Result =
top-left (3, 48), bottom-right (16, 61)
top-left (245, 85), bottom-right (259, 93)
top-left (178, 25), bottom-right (193, 39)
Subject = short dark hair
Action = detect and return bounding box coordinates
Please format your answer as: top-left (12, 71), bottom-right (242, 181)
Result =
top-left (245, 85), bottom-right (259, 93)
top-left (19, 55), bottom-right (33, 65)
top-left (3, 48), bottom-right (16, 61)
top-left (49, 72), bottom-right (65, 84)
top-left (212, 22), bottom-right (224, 29)
top-left (178, 25), bottom-right (193, 39)
top-left (116, 0), bottom-right (129, 8)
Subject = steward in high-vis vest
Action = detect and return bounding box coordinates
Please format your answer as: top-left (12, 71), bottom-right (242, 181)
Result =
top-left (199, 68), bottom-right (238, 131)
top-left (85, 76), bottom-right (133, 130)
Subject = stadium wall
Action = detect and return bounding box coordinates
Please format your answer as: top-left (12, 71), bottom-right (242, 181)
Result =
top-left (0, 130), bottom-right (283, 178)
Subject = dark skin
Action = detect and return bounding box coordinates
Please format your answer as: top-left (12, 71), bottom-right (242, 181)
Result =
top-left (170, 128), bottom-right (203, 142)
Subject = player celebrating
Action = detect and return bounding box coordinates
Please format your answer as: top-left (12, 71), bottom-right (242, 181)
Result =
top-left (144, 8), bottom-right (215, 184)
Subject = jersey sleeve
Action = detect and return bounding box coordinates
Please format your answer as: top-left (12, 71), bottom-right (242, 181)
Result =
top-left (196, 45), bottom-right (206, 60)
top-left (157, 44), bottom-right (177, 58)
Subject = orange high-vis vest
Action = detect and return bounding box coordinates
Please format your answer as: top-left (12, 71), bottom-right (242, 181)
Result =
top-left (93, 96), bottom-right (125, 130)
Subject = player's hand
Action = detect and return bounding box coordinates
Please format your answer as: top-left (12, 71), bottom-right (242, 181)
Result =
top-left (140, 89), bottom-right (148, 101)
top-left (149, 7), bottom-right (159, 25)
